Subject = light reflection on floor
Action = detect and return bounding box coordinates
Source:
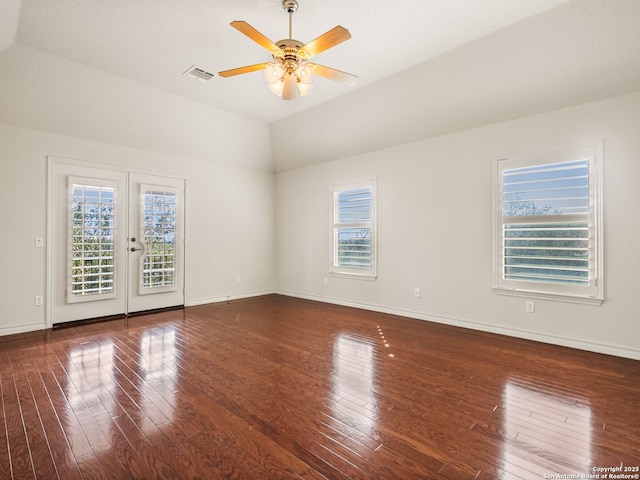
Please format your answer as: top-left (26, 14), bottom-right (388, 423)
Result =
top-left (67, 341), bottom-right (115, 452)
top-left (501, 379), bottom-right (592, 479)
top-left (139, 328), bottom-right (177, 432)
top-left (332, 334), bottom-right (377, 430)
top-left (140, 328), bottom-right (177, 384)
top-left (64, 327), bottom-right (179, 450)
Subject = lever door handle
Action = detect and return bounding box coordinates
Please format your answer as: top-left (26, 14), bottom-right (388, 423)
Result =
top-left (130, 247), bottom-right (142, 252)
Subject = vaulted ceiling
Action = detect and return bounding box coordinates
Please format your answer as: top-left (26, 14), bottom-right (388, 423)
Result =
top-left (2, 0), bottom-right (640, 171)
top-left (7, 0), bottom-right (572, 123)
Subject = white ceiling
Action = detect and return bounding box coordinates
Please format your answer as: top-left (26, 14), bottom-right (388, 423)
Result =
top-left (11, 0), bottom-right (574, 124)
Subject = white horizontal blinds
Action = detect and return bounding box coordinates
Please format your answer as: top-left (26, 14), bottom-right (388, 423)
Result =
top-left (334, 187), bottom-right (373, 269)
top-left (503, 223), bottom-right (590, 285)
top-left (142, 188), bottom-right (177, 290)
top-left (501, 159), bottom-right (591, 286)
top-left (502, 160), bottom-right (589, 217)
top-left (69, 180), bottom-right (116, 300)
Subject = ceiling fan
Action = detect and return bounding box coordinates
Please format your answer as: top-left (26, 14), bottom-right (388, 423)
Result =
top-left (218, 0), bottom-right (358, 100)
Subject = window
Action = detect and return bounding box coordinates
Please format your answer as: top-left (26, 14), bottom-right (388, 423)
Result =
top-left (141, 187), bottom-right (177, 291)
top-left (67, 177), bottom-right (117, 302)
top-left (493, 145), bottom-right (603, 303)
top-left (331, 178), bottom-right (377, 278)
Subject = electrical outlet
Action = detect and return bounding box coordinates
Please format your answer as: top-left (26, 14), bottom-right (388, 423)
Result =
top-left (235, 275), bottom-right (241, 283)
top-left (526, 300), bottom-right (535, 313)
top-left (414, 287), bottom-right (421, 298)
top-left (35, 295), bottom-right (44, 306)
top-left (35, 237), bottom-right (44, 247)
top-left (323, 277), bottom-right (328, 286)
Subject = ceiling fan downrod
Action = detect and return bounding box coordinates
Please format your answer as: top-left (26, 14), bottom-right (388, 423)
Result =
top-left (282, 0), bottom-right (298, 39)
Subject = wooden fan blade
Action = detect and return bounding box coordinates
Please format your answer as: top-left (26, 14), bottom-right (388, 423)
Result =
top-left (299, 26), bottom-right (351, 58)
top-left (230, 21), bottom-right (281, 53)
top-left (218, 63), bottom-right (269, 78)
top-left (310, 64), bottom-right (358, 86)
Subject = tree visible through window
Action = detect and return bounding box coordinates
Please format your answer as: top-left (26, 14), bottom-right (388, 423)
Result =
top-left (142, 190), bottom-right (177, 289)
top-left (69, 180), bottom-right (116, 301)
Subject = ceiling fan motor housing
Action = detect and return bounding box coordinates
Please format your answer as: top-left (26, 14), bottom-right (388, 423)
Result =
top-left (273, 39), bottom-right (306, 74)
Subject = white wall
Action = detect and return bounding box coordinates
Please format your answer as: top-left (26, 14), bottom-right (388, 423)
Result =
top-left (0, 124), bottom-right (275, 336)
top-left (0, 44), bottom-right (273, 172)
top-left (275, 91), bottom-right (640, 360)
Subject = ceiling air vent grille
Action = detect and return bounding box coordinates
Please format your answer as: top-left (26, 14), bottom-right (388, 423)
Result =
top-left (183, 65), bottom-right (215, 82)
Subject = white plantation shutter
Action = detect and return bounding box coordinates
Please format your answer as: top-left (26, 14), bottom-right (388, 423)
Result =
top-left (494, 146), bottom-right (603, 302)
top-left (67, 177), bottom-right (117, 303)
top-left (141, 187), bottom-right (177, 291)
top-left (331, 179), bottom-right (377, 278)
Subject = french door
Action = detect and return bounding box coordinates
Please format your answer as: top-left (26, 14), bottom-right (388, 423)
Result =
top-left (126, 173), bottom-right (184, 313)
top-left (49, 159), bottom-right (185, 325)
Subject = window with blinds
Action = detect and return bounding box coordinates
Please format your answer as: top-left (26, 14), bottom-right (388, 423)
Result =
top-left (142, 189), bottom-right (177, 290)
top-left (67, 178), bottom-right (117, 302)
top-left (331, 179), bottom-right (377, 278)
top-left (494, 146), bottom-right (602, 302)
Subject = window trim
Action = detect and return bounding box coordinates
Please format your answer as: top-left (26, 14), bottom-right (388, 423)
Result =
top-left (330, 177), bottom-right (378, 280)
top-left (492, 144), bottom-right (603, 305)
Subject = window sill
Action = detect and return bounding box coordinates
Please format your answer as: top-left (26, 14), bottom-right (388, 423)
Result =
top-left (493, 287), bottom-right (603, 306)
top-left (330, 271), bottom-right (377, 281)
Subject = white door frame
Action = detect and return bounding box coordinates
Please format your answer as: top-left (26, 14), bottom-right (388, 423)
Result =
top-left (46, 156), bottom-right (188, 327)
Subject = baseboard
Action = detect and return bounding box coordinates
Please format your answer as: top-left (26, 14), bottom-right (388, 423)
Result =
top-left (275, 289), bottom-right (640, 361)
top-left (0, 322), bottom-right (47, 337)
top-left (187, 289), bottom-right (276, 307)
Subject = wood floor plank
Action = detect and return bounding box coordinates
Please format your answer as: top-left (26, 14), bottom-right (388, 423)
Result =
top-left (22, 359), bottom-right (84, 480)
top-left (0, 361), bottom-right (36, 479)
top-left (0, 295), bottom-right (639, 479)
top-left (76, 453), bottom-right (107, 480)
top-left (0, 369), bottom-right (15, 479)
top-left (32, 355), bottom-right (94, 460)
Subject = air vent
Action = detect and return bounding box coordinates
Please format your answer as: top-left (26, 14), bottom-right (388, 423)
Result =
top-left (183, 65), bottom-right (215, 82)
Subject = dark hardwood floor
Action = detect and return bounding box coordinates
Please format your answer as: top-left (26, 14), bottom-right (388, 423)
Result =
top-left (1, 294), bottom-right (639, 479)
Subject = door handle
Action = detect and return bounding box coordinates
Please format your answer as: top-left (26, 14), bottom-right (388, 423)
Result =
top-left (130, 247), bottom-right (142, 252)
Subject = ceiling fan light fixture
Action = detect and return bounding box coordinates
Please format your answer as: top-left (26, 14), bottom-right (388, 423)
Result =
top-left (265, 63), bottom-right (284, 84)
top-left (268, 80), bottom-right (285, 96)
top-left (296, 64), bottom-right (314, 84)
top-left (297, 82), bottom-right (313, 97)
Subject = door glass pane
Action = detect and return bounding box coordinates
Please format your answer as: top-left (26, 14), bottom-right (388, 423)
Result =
top-left (142, 189), bottom-right (176, 289)
top-left (69, 182), bottom-right (115, 300)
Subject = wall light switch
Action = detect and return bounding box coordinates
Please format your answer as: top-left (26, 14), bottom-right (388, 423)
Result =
top-left (35, 237), bottom-right (44, 247)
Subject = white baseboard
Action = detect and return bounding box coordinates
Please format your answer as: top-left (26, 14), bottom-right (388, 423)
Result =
top-left (275, 289), bottom-right (640, 361)
top-left (0, 322), bottom-right (47, 337)
top-left (187, 289), bottom-right (276, 307)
